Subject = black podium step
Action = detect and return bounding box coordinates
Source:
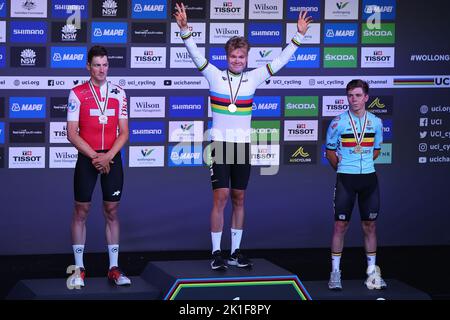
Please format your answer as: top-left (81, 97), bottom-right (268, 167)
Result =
top-left (7, 276), bottom-right (161, 300)
top-left (302, 279), bottom-right (431, 300)
top-left (141, 258), bottom-right (311, 300)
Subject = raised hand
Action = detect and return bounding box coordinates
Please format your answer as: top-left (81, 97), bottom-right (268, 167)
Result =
top-left (297, 10), bottom-right (313, 35)
top-left (174, 2), bottom-right (188, 31)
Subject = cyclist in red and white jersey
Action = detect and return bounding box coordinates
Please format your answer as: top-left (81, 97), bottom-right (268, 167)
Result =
top-left (67, 46), bottom-right (130, 287)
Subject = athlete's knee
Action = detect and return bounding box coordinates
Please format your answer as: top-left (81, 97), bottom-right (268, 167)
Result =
top-left (103, 202), bottom-right (119, 222)
top-left (362, 221), bottom-right (376, 234)
top-left (213, 189), bottom-right (230, 209)
top-left (73, 202), bottom-right (90, 220)
top-left (231, 190), bottom-right (245, 208)
top-left (334, 221), bottom-right (349, 235)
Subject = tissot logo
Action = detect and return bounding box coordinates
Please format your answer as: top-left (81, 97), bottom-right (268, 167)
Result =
top-left (51, 22), bottom-right (87, 43)
top-left (91, 22), bottom-right (127, 43)
top-left (284, 120), bottom-right (318, 141)
top-left (9, 122), bottom-right (45, 143)
top-left (171, 23), bottom-right (206, 44)
top-left (250, 144), bottom-right (280, 166)
top-left (11, 46), bottom-right (46, 68)
top-left (361, 47), bottom-right (394, 68)
top-left (131, 47), bottom-right (166, 68)
top-left (132, 0), bottom-right (167, 19)
top-left (9, 147), bottom-right (46, 169)
top-left (322, 96), bottom-right (349, 117)
top-left (210, 0), bottom-right (245, 19)
top-left (131, 23), bottom-right (166, 43)
top-left (93, 0), bottom-right (127, 18)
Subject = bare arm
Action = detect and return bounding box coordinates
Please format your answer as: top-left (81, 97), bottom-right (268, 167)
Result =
top-left (373, 149), bottom-right (381, 160)
top-left (326, 149), bottom-right (339, 171)
top-left (67, 121), bottom-right (98, 160)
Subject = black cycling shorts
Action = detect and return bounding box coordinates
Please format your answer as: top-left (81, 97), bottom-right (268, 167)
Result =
top-left (333, 172), bottom-right (380, 221)
top-left (209, 141), bottom-right (251, 190)
top-left (74, 151), bottom-right (123, 202)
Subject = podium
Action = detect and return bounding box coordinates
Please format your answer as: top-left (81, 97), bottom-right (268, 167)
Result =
top-left (141, 259), bottom-right (311, 300)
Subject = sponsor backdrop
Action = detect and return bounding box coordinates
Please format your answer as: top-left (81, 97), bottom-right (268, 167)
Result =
top-left (0, 0), bottom-right (449, 254)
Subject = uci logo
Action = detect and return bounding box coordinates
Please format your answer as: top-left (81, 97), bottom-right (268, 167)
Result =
top-left (435, 77), bottom-right (449, 86)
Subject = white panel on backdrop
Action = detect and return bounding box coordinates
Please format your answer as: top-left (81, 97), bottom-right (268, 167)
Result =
top-left (210, 0), bottom-right (245, 19)
top-left (171, 22), bottom-right (206, 44)
top-left (209, 23), bottom-right (245, 44)
top-left (286, 23), bottom-right (321, 44)
top-left (249, 0), bottom-right (283, 19)
top-left (49, 147), bottom-right (78, 168)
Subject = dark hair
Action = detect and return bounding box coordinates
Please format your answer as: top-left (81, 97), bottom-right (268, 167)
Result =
top-left (224, 36), bottom-right (250, 56)
top-left (87, 46), bottom-right (108, 64)
top-left (346, 79), bottom-right (369, 94)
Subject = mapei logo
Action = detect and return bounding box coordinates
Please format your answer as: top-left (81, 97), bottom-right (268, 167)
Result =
top-left (9, 97), bottom-right (46, 119)
top-left (91, 22), bottom-right (127, 43)
top-left (252, 96), bottom-right (281, 117)
top-left (51, 47), bottom-right (87, 68)
top-left (286, 47), bottom-right (320, 68)
top-left (362, 0), bottom-right (396, 20)
top-left (168, 145), bottom-right (203, 167)
top-left (324, 23), bottom-right (358, 44)
top-left (132, 0), bottom-right (167, 19)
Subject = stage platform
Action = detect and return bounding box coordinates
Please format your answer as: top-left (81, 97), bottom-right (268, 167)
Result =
top-left (7, 259), bottom-right (430, 300)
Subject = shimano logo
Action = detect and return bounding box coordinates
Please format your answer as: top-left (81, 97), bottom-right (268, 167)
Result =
top-left (55, 5), bottom-right (85, 10)
top-left (290, 6), bottom-right (318, 12)
top-left (173, 104), bottom-right (201, 110)
top-left (212, 55), bottom-right (226, 60)
top-left (251, 30), bottom-right (280, 36)
top-left (13, 29), bottom-right (44, 35)
top-left (133, 129), bottom-right (162, 135)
